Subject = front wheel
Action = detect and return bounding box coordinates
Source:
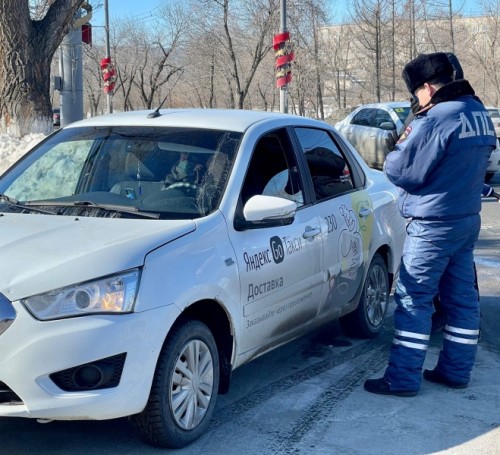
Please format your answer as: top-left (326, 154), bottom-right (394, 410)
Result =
top-left (131, 320), bottom-right (219, 448)
top-left (340, 254), bottom-right (389, 338)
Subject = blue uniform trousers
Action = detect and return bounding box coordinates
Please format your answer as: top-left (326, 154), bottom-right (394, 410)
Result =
top-left (385, 215), bottom-right (481, 391)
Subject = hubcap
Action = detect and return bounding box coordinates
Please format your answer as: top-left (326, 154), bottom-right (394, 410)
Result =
top-left (170, 339), bottom-right (214, 430)
top-left (365, 264), bottom-right (388, 327)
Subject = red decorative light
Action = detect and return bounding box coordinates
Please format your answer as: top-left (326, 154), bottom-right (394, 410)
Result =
top-left (100, 57), bottom-right (116, 94)
top-left (273, 32), bottom-right (294, 88)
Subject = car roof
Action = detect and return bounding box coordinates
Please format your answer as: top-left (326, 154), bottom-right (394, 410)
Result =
top-left (353, 101), bottom-right (410, 110)
top-left (63, 108), bottom-right (322, 133)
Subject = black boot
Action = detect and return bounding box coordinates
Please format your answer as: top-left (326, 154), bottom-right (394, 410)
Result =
top-left (364, 378), bottom-right (418, 397)
top-left (423, 369), bottom-right (468, 389)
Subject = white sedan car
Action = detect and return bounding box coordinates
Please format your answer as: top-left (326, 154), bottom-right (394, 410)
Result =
top-left (335, 102), bottom-right (411, 169)
top-left (0, 109), bottom-right (405, 448)
top-left (485, 107), bottom-right (500, 182)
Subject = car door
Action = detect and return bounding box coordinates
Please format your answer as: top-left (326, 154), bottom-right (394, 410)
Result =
top-left (345, 107), bottom-right (378, 167)
top-left (292, 126), bottom-right (373, 320)
top-left (372, 108), bottom-right (398, 168)
top-left (228, 128), bottom-right (324, 355)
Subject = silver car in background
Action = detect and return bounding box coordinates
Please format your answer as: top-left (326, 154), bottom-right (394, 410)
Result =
top-left (486, 106), bottom-right (500, 137)
top-left (335, 102), bottom-right (411, 169)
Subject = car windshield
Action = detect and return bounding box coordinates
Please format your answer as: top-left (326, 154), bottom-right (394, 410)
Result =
top-left (393, 106), bottom-right (411, 123)
top-left (0, 126), bottom-right (241, 220)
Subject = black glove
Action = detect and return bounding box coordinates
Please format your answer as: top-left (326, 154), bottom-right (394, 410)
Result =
top-left (385, 130), bottom-right (399, 151)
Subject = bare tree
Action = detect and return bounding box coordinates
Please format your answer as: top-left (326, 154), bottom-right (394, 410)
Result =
top-left (320, 24), bottom-right (353, 109)
top-left (286, 0), bottom-right (330, 118)
top-left (191, 0), bottom-right (278, 109)
top-left (82, 40), bottom-right (104, 116)
top-left (467, 0), bottom-right (500, 105)
top-left (350, 0), bottom-right (394, 102)
top-left (0, 0), bottom-right (87, 137)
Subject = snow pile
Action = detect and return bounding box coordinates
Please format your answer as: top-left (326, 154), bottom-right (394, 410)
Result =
top-left (0, 133), bottom-right (46, 174)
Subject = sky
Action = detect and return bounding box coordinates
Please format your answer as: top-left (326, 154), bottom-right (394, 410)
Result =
top-left (89, 0), bottom-right (485, 27)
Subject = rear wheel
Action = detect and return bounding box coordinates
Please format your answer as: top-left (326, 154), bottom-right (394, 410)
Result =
top-left (131, 320), bottom-right (219, 448)
top-left (340, 254), bottom-right (389, 338)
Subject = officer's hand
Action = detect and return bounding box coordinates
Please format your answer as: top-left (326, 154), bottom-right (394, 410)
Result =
top-left (385, 130), bottom-right (399, 151)
top-left (492, 191), bottom-right (500, 202)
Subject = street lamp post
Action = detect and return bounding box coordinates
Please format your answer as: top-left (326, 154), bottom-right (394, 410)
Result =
top-left (280, 0), bottom-right (287, 114)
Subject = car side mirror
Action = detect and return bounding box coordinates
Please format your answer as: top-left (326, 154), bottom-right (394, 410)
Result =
top-left (235, 195), bottom-right (296, 230)
top-left (380, 121), bottom-right (396, 131)
top-left (244, 194), bottom-right (296, 221)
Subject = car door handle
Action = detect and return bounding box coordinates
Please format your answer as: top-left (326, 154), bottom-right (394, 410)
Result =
top-left (359, 207), bottom-right (373, 218)
top-left (303, 226), bottom-right (321, 239)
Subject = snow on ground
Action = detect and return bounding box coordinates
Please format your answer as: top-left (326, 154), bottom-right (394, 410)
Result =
top-left (0, 134), bottom-right (46, 174)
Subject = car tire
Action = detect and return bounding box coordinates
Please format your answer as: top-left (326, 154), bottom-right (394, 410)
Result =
top-left (485, 172), bottom-right (494, 183)
top-left (130, 319), bottom-right (220, 448)
top-left (340, 254), bottom-right (389, 338)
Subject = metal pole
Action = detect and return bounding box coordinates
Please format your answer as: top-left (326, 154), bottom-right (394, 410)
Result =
top-left (59, 10), bottom-right (84, 126)
top-left (104, 0), bottom-right (113, 113)
top-left (280, 0), bottom-right (288, 114)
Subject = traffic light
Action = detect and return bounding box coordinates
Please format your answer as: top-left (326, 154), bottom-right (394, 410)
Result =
top-left (82, 23), bottom-right (92, 45)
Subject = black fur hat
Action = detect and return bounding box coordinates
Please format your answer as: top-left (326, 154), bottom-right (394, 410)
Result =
top-left (445, 53), bottom-right (464, 80)
top-left (402, 52), bottom-right (455, 94)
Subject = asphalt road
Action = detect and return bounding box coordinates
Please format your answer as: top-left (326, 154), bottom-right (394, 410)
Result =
top-left (1, 177), bottom-right (499, 455)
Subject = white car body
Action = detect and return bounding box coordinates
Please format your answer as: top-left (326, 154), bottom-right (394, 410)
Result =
top-left (485, 106), bottom-right (500, 138)
top-left (486, 138), bottom-right (500, 182)
top-left (485, 108), bottom-right (500, 181)
top-left (0, 109), bottom-right (405, 447)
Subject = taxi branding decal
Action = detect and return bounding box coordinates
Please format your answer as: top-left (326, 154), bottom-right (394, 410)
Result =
top-left (243, 234), bottom-right (303, 272)
top-left (339, 204), bottom-right (363, 278)
top-left (245, 291), bottom-right (312, 328)
top-left (243, 249), bottom-right (273, 272)
top-left (247, 276), bottom-right (284, 302)
top-left (270, 235), bottom-right (302, 264)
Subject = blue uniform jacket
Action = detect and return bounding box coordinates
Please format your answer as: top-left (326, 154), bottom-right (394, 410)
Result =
top-left (384, 92), bottom-right (496, 220)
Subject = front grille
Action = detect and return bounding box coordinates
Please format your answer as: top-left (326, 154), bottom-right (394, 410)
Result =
top-left (0, 381), bottom-right (23, 405)
top-left (50, 353), bottom-right (127, 392)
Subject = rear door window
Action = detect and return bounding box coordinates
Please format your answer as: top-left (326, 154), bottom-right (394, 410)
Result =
top-left (351, 108), bottom-right (375, 127)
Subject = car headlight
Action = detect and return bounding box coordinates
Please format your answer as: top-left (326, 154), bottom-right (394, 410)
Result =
top-left (21, 269), bottom-right (140, 320)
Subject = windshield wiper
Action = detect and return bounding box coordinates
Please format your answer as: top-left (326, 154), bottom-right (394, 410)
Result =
top-left (26, 200), bottom-right (160, 219)
top-left (0, 194), bottom-right (57, 215)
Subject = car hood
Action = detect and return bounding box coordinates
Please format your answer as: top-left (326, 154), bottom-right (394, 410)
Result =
top-left (0, 214), bottom-right (196, 301)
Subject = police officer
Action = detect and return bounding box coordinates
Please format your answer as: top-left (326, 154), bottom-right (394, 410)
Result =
top-left (364, 52), bottom-right (497, 396)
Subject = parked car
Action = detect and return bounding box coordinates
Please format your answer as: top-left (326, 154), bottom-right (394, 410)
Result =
top-left (335, 102), bottom-right (411, 169)
top-left (486, 106), bottom-right (500, 138)
top-left (337, 102), bottom-right (498, 182)
top-left (0, 109), bottom-right (405, 448)
top-left (52, 107), bottom-right (60, 127)
top-left (486, 138), bottom-right (500, 182)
